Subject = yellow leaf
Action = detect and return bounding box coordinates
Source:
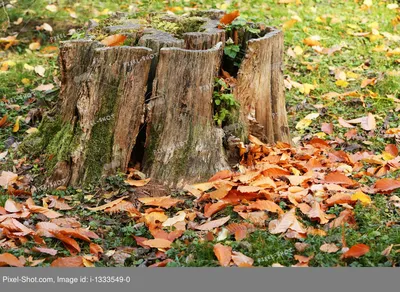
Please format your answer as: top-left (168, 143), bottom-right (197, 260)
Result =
top-left (24, 64), bottom-right (34, 71)
top-left (296, 118), bottom-right (312, 130)
top-left (282, 19), bottom-right (298, 30)
top-left (21, 78), bottom-right (30, 85)
top-left (382, 151), bottom-right (395, 161)
top-left (351, 191), bottom-right (371, 205)
top-left (12, 117), bottom-right (21, 132)
top-left (336, 80), bottom-right (349, 88)
top-left (45, 4), bottom-right (58, 12)
top-left (29, 42), bottom-right (40, 50)
top-left (293, 46), bottom-right (303, 55)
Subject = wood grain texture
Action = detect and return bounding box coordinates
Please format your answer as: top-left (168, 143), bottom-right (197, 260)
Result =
top-left (143, 43), bottom-right (229, 187)
top-left (234, 28), bottom-right (290, 144)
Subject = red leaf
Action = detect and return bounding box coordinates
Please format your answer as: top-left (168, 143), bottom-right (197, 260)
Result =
top-left (385, 144), bottom-right (398, 157)
top-left (341, 244), bottom-right (370, 259)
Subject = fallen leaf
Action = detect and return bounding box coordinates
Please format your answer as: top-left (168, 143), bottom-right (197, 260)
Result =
top-left (231, 251), bottom-right (254, 267)
top-left (213, 243), bottom-right (232, 267)
top-left (124, 178), bottom-right (150, 186)
top-left (101, 34), bottom-right (127, 46)
top-left (195, 216), bottom-right (231, 231)
top-left (219, 10), bottom-right (240, 26)
top-left (89, 243), bottom-right (104, 257)
top-left (320, 243), bottom-right (339, 253)
top-left (325, 172), bottom-right (356, 186)
top-left (87, 196), bottom-right (128, 211)
top-left (32, 247), bottom-right (58, 256)
top-left (374, 178), bottom-right (400, 193)
top-left (341, 243), bottom-right (370, 259)
top-left (204, 202), bottom-right (227, 218)
top-left (142, 238), bottom-right (172, 249)
top-left (34, 65), bottom-right (46, 77)
top-left (0, 253), bottom-right (24, 267)
top-left (138, 196), bottom-right (182, 209)
top-left (51, 256), bottom-right (84, 267)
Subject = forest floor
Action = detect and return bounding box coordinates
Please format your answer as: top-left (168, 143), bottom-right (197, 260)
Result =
top-left (0, 0), bottom-right (400, 267)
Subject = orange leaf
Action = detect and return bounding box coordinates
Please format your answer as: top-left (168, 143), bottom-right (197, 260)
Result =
top-left (231, 251), bottom-right (253, 267)
top-left (213, 243), bottom-right (232, 267)
top-left (247, 200), bottom-right (283, 214)
top-left (0, 115), bottom-right (8, 127)
top-left (90, 243), bottom-right (104, 256)
top-left (142, 238), bottom-right (172, 249)
top-left (4, 198), bottom-right (22, 213)
top-left (308, 201), bottom-right (329, 224)
top-left (195, 216), bottom-right (230, 231)
top-left (204, 202), bottom-right (227, 218)
top-left (209, 169), bottom-right (232, 182)
top-left (324, 171), bottom-right (356, 186)
top-left (219, 10), bottom-right (240, 26)
top-left (0, 253), bottom-right (24, 267)
top-left (100, 34), bottom-right (127, 47)
top-left (51, 256), bottom-right (84, 267)
top-left (48, 196), bottom-right (72, 210)
top-left (209, 182), bottom-right (233, 199)
top-left (87, 196), bottom-right (128, 211)
top-left (385, 144), bottom-right (399, 157)
top-left (341, 243), bottom-right (370, 259)
top-left (149, 259), bottom-right (173, 267)
top-left (374, 178), bottom-right (400, 193)
top-left (124, 178), bottom-right (151, 187)
top-left (51, 231), bottom-right (81, 254)
top-left (138, 196), bottom-right (183, 209)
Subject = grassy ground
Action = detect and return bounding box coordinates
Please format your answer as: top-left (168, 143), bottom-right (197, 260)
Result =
top-left (1, 0), bottom-right (400, 267)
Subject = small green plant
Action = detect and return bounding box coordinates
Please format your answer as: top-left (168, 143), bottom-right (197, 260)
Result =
top-left (213, 78), bottom-right (240, 126)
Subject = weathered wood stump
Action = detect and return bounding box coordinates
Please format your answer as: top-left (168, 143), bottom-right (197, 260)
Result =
top-left (20, 11), bottom-right (290, 188)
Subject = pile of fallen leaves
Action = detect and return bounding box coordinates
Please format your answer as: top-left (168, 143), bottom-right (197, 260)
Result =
top-left (2, 135), bottom-right (400, 267)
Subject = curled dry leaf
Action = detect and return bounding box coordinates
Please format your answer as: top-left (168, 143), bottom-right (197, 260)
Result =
top-left (0, 253), bottom-right (24, 267)
top-left (341, 243), bottom-right (370, 259)
top-left (162, 211), bottom-right (186, 227)
top-left (195, 216), bottom-right (231, 231)
top-left (203, 202), bottom-right (227, 218)
top-left (213, 243), bottom-right (232, 267)
top-left (90, 243), bottom-right (104, 257)
top-left (4, 198), bottom-right (22, 213)
top-left (124, 178), bottom-right (151, 187)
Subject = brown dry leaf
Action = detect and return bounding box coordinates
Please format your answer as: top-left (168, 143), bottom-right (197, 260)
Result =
top-left (0, 115), bottom-right (8, 127)
top-left (269, 208), bottom-right (306, 234)
top-left (326, 193), bottom-right (353, 206)
top-left (87, 196), bottom-right (128, 211)
top-left (324, 171), bottom-right (356, 186)
top-left (48, 196), bottom-right (72, 210)
top-left (0, 171), bottom-right (18, 189)
top-left (321, 123), bottom-right (334, 134)
top-left (247, 200), bottom-right (283, 214)
top-left (209, 182), bottom-right (233, 199)
top-left (320, 243), bottom-right (339, 253)
top-left (231, 251), bottom-right (254, 267)
top-left (213, 243), bottom-right (232, 267)
top-left (101, 34), bottom-right (127, 46)
top-left (142, 238), bottom-right (172, 249)
top-left (385, 144), bottom-right (399, 157)
top-left (374, 178), bottom-right (400, 193)
top-left (0, 253), bottom-right (24, 267)
top-left (90, 243), bottom-right (104, 257)
top-left (237, 211), bottom-right (268, 227)
top-left (204, 202), bottom-right (227, 218)
top-left (51, 231), bottom-right (81, 254)
top-left (162, 211), bottom-right (186, 227)
top-left (361, 78), bottom-right (377, 88)
top-left (51, 256), bottom-right (84, 267)
top-left (341, 243), bottom-right (370, 259)
top-left (104, 200), bottom-right (140, 216)
top-left (32, 247), bottom-right (58, 256)
top-left (208, 169), bottom-right (233, 182)
top-left (219, 10), bottom-right (240, 26)
top-left (303, 37), bottom-right (321, 46)
top-left (139, 196), bottom-right (182, 209)
top-left (195, 216), bottom-right (231, 231)
top-left (4, 198), bottom-right (22, 213)
top-left (346, 113), bottom-right (376, 131)
top-left (338, 117), bottom-right (355, 128)
top-left (144, 211), bottom-right (168, 225)
top-left (124, 178), bottom-right (151, 187)
top-left (308, 201), bottom-right (329, 224)
top-left (26, 202), bottom-right (62, 219)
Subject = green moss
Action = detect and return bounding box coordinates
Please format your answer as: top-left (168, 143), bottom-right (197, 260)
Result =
top-left (83, 85), bottom-right (118, 184)
top-left (151, 16), bottom-right (206, 37)
top-left (45, 121), bottom-right (75, 170)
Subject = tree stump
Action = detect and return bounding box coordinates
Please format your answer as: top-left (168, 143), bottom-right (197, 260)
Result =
top-left (20, 11), bottom-right (291, 188)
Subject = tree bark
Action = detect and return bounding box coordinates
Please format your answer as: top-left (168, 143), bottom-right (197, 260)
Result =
top-left (20, 13), bottom-right (290, 189)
